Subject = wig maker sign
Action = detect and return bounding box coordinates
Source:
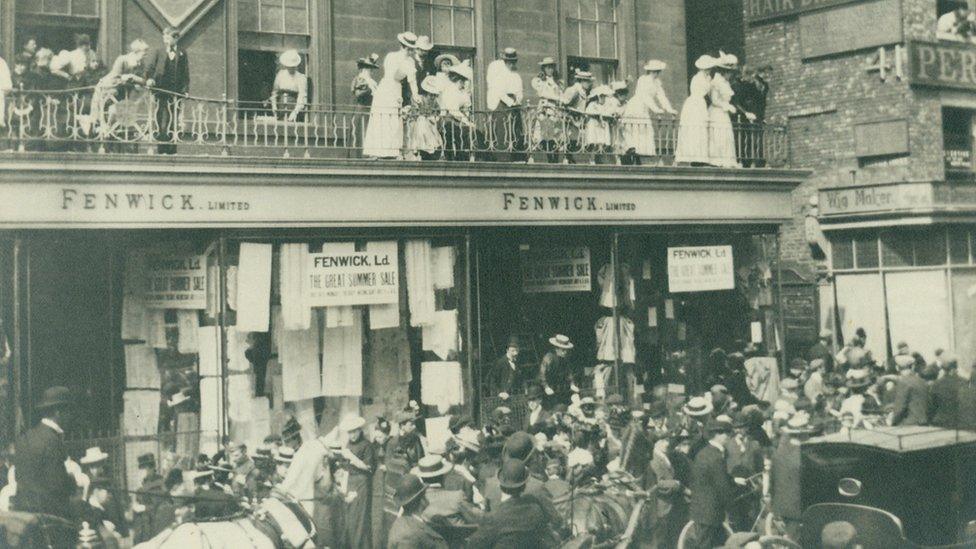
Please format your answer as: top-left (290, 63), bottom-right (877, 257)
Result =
top-left (667, 246), bottom-right (735, 293)
top-left (307, 244), bottom-right (399, 306)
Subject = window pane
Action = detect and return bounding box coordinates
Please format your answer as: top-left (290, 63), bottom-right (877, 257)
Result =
top-left (430, 0), bottom-right (451, 4)
top-left (566, 22), bottom-right (580, 57)
top-left (597, 0), bottom-right (615, 21)
top-left (915, 228), bottom-right (947, 266)
top-left (414, 4), bottom-right (433, 39)
top-left (950, 227), bottom-right (970, 264)
top-left (73, 0), bottom-right (98, 16)
top-left (284, 6), bottom-right (308, 34)
top-left (832, 237), bottom-right (854, 270)
top-left (283, 0), bottom-right (306, 6)
top-left (454, 0), bottom-right (472, 7)
top-left (597, 22), bottom-right (616, 58)
top-left (580, 22), bottom-right (598, 57)
top-left (46, 0), bottom-right (69, 14)
top-left (578, 0), bottom-right (597, 20)
top-left (854, 233), bottom-right (879, 269)
top-left (882, 233), bottom-right (912, 267)
top-left (454, 9), bottom-right (474, 48)
top-left (260, 3), bottom-right (284, 33)
top-left (432, 6), bottom-right (453, 45)
top-left (239, 0), bottom-right (260, 31)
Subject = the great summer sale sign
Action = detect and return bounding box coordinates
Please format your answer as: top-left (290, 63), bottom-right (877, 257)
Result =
top-left (307, 242), bottom-right (399, 306)
top-left (667, 246), bottom-right (734, 292)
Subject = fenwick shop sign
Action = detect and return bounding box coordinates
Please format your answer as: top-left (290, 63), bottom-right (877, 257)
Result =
top-left (909, 40), bottom-right (976, 92)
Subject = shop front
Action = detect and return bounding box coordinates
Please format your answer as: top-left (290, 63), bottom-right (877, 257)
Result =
top-left (0, 155), bottom-right (804, 488)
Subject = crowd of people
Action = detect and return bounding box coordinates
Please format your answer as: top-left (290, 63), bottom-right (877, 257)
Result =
top-left (2, 325), bottom-right (968, 548)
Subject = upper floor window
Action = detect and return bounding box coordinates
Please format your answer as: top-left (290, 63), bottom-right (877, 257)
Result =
top-left (16, 0), bottom-right (98, 17)
top-left (943, 107), bottom-right (974, 175)
top-left (936, 0), bottom-right (976, 42)
top-left (237, 0), bottom-right (312, 107)
top-left (414, 0), bottom-right (475, 49)
top-left (565, 0), bottom-right (618, 84)
top-left (239, 0), bottom-right (310, 35)
top-left (15, 0), bottom-right (100, 62)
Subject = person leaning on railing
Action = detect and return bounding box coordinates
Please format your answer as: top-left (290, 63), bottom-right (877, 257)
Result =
top-left (486, 48), bottom-right (526, 161)
top-left (530, 57), bottom-right (565, 163)
top-left (438, 60), bottom-right (475, 161)
top-left (270, 49), bottom-right (308, 123)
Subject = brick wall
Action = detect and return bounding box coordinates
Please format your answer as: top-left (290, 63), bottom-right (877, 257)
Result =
top-left (744, 0), bottom-right (949, 268)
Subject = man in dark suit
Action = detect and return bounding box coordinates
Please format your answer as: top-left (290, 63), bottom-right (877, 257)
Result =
top-left (930, 356), bottom-right (962, 428)
top-left (890, 356), bottom-right (930, 426)
top-left (481, 431), bottom-right (553, 511)
top-left (523, 384), bottom-right (551, 434)
top-left (388, 474), bottom-right (449, 549)
top-left (688, 418), bottom-right (741, 549)
top-left (467, 459), bottom-right (561, 548)
top-left (489, 337), bottom-right (523, 398)
top-left (730, 64), bottom-right (769, 167)
top-left (12, 386), bottom-right (78, 518)
top-left (145, 26), bottom-right (190, 154)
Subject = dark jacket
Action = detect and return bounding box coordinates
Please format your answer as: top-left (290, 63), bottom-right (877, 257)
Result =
top-left (482, 473), bottom-right (551, 512)
top-left (466, 494), bottom-right (560, 549)
top-left (929, 373), bottom-right (963, 428)
top-left (891, 373), bottom-right (929, 426)
top-left (490, 356), bottom-right (524, 396)
top-left (724, 435), bottom-right (763, 478)
top-left (388, 514), bottom-right (449, 549)
top-left (145, 47), bottom-right (190, 94)
top-left (12, 421), bottom-right (76, 516)
top-left (523, 408), bottom-right (552, 434)
top-left (770, 439), bottom-right (802, 520)
top-left (957, 380), bottom-right (976, 431)
top-left (689, 443), bottom-right (734, 527)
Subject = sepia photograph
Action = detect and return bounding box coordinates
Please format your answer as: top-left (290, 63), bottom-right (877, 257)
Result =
top-left (0, 0), bottom-right (974, 547)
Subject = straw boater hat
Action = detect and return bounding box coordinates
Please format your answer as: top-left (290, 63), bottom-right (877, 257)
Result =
top-left (574, 70), bottom-right (594, 81)
top-left (500, 47), bottom-right (518, 61)
top-left (783, 411), bottom-right (816, 434)
top-left (411, 455), bottom-right (453, 479)
top-left (274, 446), bottom-right (295, 464)
top-left (397, 31), bottom-right (418, 48)
top-left (449, 60), bottom-right (473, 81)
top-left (538, 56), bottom-right (557, 67)
top-left (415, 35), bottom-right (434, 52)
top-left (845, 368), bottom-right (872, 389)
top-left (420, 75), bottom-right (441, 95)
top-left (682, 396), bottom-right (714, 417)
top-left (643, 59), bottom-right (666, 71)
top-left (395, 474), bottom-right (427, 508)
top-left (453, 430), bottom-right (481, 453)
top-left (279, 49), bottom-right (301, 68)
top-left (549, 334), bottom-right (574, 349)
top-left (80, 447), bottom-right (109, 465)
top-left (780, 377), bottom-right (800, 391)
top-left (694, 55), bottom-right (717, 70)
top-left (434, 53), bottom-right (460, 68)
top-left (340, 415), bottom-right (367, 432)
top-left (357, 53), bottom-right (380, 69)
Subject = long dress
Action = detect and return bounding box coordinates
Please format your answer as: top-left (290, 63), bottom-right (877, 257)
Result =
top-left (362, 49), bottom-right (417, 158)
top-left (674, 70), bottom-right (711, 164)
top-left (622, 75), bottom-right (673, 156)
top-left (531, 75), bottom-right (564, 147)
top-left (342, 437), bottom-right (376, 549)
top-left (707, 72), bottom-right (738, 167)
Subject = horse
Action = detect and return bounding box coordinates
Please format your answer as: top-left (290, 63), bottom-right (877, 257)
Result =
top-left (135, 492), bottom-right (315, 549)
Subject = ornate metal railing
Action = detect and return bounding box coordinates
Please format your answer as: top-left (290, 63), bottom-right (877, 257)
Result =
top-left (0, 86), bottom-right (789, 167)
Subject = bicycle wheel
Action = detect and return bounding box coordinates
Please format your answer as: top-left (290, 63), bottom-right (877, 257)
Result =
top-left (677, 520), bottom-right (734, 549)
top-left (764, 512), bottom-right (790, 537)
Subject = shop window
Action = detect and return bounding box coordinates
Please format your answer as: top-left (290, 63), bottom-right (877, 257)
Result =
top-left (566, 0), bottom-right (618, 84)
top-left (943, 107), bottom-right (974, 175)
top-left (414, 0), bottom-right (475, 49)
top-left (831, 235), bottom-right (854, 270)
top-left (949, 226), bottom-right (972, 264)
top-left (853, 233), bottom-right (879, 269)
top-left (881, 231), bottom-right (913, 267)
top-left (914, 228), bottom-right (948, 266)
top-left (16, 0), bottom-right (100, 55)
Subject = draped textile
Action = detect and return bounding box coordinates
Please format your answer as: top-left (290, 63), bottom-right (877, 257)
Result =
top-left (280, 243), bottom-right (312, 330)
top-left (281, 313), bottom-right (323, 402)
top-left (405, 240), bottom-right (436, 326)
top-left (176, 310), bottom-right (200, 354)
top-left (323, 308), bottom-right (364, 396)
top-left (236, 243), bottom-right (273, 332)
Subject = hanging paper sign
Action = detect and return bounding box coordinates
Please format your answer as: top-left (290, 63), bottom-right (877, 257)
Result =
top-left (667, 246), bottom-right (734, 293)
top-left (144, 254), bottom-right (208, 309)
top-left (520, 245), bottom-right (591, 293)
top-left (307, 244), bottom-right (399, 306)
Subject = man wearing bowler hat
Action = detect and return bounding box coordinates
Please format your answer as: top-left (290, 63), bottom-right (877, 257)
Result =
top-left (13, 385), bottom-right (79, 518)
top-left (467, 459), bottom-right (562, 548)
top-left (388, 473), bottom-right (449, 548)
top-left (490, 336), bottom-right (524, 398)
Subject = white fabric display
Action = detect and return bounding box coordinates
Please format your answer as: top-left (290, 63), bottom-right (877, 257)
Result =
top-left (406, 240), bottom-right (436, 326)
top-left (146, 309), bottom-right (167, 349)
top-left (746, 356), bottom-right (780, 403)
top-left (325, 306), bottom-right (355, 328)
top-left (227, 372), bottom-right (254, 422)
top-left (226, 327), bottom-right (251, 373)
top-left (595, 316), bottom-right (636, 363)
top-left (367, 241), bottom-right (401, 329)
top-left (420, 361), bottom-right (464, 412)
top-left (123, 390), bottom-right (160, 435)
top-left (226, 265), bottom-right (239, 312)
top-left (432, 246), bottom-right (456, 290)
top-left (422, 309), bottom-right (459, 361)
top-left (236, 243), bottom-right (273, 332)
top-left (323, 308), bottom-right (363, 396)
top-left (834, 273), bottom-right (888, 362)
top-left (598, 264), bottom-right (616, 308)
top-left (199, 376), bottom-right (224, 441)
top-left (281, 313), bottom-right (323, 402)
top-left (176, 310), bottom-right (200, 354)
top-left (280, 243), bottom-right (312, 330)
top-left (293, 399), bottom-right (319, 442)
top-left (124, 344), bottom-right (160, 389)
top-left (197, 325), bottom-right (222, 377)
top-left (593, 363), bottom-right (613, 399)
top-left (121, 294), bottom-right (148, 341)
top-left (884, 271), bottom-right (951, 363)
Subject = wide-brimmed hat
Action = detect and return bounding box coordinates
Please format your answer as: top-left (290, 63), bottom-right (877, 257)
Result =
top-left (395, 473), bottom-right (427, 507)
top-left (415, 35), bottom-right (434, 51)
top-left (894, 354), bottom-right (915, 369)
top-left (538, 56), bottom-right (556, 66)
top-left (434, 53), bottom-right (460, 68)
top-left (137, 453), bottom-right (156, 470)
top-left (80, 447), bottom-right (109, 465)
top-left (503, 431), bottom-right (535, 462)
top-left (37, 386), bottom-right (71, 410)
top-left (279, 49), bottom-right (301, 68)
top-left (783, 411), bottom-right (817, 434)
top-left (357, 53), bottom-right (380, 69)
top-left (643, 59), bottom-right (666, 71)
top-left (498, 459), bottom-right (529, 489)
top-left (397, 31), bottom-right (418, 48)
top-left (610, 80), bottom-right (628, 93)
top-left (274, 446), bottom-right (295, 464)
top-left (845, 368), bottom-right (872, 389)
top-left (500, 47), bottom-right (518, 61)
top-left (411, 455), bottom-right (453, 479)
top-left (449, 60), bottom-right (473, 81)
top-left (682, 396), bottom-right (714, 417)
top-left (694, 55), bottom-right (717, 70)
top-left (588, 85), bottom-right (611, 100)
top-left (454, 430), bottom-right (481, 452)
top-left (340, 415), bottom-right (366, 432)
top-left (420, 75), bottom-right (441, 95)
top-left (715, 51), bottom-right (738, 69)
top-left (549, 334), bottom-right (574, 349)
top-left (574, 70), bottom-right (594, 81)
top-left (780, 377), bottom-right (800, 391)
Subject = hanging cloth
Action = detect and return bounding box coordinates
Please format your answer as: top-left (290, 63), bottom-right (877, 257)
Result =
top-left (197, 325), bottom-right (222, 377)
top-left (226, 327), bottom-right (251, 373)
top-left (121, 294), bottom-right (148, 341)
top-left (421, 309), bottom-right (459, 361)
top-left (368, 241), bottom-right (401, 329)
top-left (227, 372), bottom-right (254, 422)
top-left (405, 240), bottom-right (436, 326)
top-left (280, 313), bottom-right (323, 402)
top-left (146, 309), bottom-right (167, 350)
top-left (123, 390), bottom-right (161, 436)
top-left (432, 246), bottom-right (456, 290)
top-left (199, 377), bottom-right (224, 447)
top-left (420, 361), bottom-right (464, 412)
top-left (323, 308), bottom-right (364, 396)
top-left (236, 243), bottom-right (273, 332)
top-left (177, 310), bottom-right (200, 354)
top-left (124, 344), bottom-right (160, 389)
top-left (595, 316), bottom-right (636, 363)
top-left (280, 243), bottom-right (312, 330)
top-left (323, 242), bottom-right (357, 328)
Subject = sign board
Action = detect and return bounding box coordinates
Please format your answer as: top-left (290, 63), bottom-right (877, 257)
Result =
top-left (144, 254), bottom-right (207, 309)
top-left (854, 119), bottom-right (909, 158)
top-left (909, 40), bottom-right (976, 91)
top-left (819, 183), bottom-right (934, 216)
top-left (667, 246), bottom-right (735, 293)
top-left (745, 0), bottom-right (863, 24)
top-left (799, 0), bottom-right (901, 59)
top-left (520, 245), bottom-right (591, 293)
top-left (781, 285), bottom-right (819, 340)
top-left (307, 244), bottom-right (399, 306)
top-left (946, 148), bottom-right (973, 170)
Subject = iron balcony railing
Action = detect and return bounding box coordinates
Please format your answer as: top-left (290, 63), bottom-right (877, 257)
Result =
top-left (1, 86), bottom-right (789, 167)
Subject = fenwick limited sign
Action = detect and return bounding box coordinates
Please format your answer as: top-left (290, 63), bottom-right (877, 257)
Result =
top-left (908, 40), bottom-right (976, 91)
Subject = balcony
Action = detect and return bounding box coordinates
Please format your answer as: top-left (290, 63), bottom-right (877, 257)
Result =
top-left (0, 87), bottom-right (789, 168)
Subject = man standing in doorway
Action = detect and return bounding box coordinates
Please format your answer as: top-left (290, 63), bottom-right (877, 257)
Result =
top-left (490, 336), bottom-right (523, 398)
top-left (145, 26), bottom-right (190, 155)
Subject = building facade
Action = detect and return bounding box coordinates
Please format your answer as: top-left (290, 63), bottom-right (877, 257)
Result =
top-left (744, 0), bottom-right (976, 373)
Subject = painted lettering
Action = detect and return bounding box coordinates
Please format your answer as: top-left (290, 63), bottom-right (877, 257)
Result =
top-left (84, 193), bottom-right (96, 209)
top-left (915, 44), bottom-right (938, 81)
top-left (502, 192), bottom-right (515, 210)
top-left (62, 188), bottom-right (77, 209)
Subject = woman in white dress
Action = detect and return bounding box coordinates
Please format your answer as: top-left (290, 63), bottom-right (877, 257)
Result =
top-left (362, 32), bottom-right (419, 159)
top-left (674, 55), bottom-right (715, 165)
top-left (707, 52), bottom-right (739, 167)
top-left (621, 59), bottom-right (678, 163)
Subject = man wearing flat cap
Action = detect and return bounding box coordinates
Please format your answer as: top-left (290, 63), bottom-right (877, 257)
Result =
top-left (688, 418), bottom-right (742, 549)
top-left (13, 386), bottom-right (79, 518)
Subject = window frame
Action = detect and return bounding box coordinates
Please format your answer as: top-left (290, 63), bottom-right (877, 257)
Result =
top-left (239, 0), bottom-right (312, 36)
top-left (565, 0), bottom-right (618, 60)
top-left (412, 0), bottom-right (476, 49)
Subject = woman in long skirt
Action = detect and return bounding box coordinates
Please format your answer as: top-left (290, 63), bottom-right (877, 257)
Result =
top-left (622, 59), bottom-right (678, 162)
top-left (341, 417), bottom-right (376, 549)
top-left (674, 55), bottom-right (715, 165)
top-left (707, 53), bottom-right (740, 167)
top-left (362, 32), bottom-right (419, 158)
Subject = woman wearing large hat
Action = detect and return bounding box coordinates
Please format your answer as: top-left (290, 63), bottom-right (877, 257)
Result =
top-left (675, 54), bottom-right (716, 165)
top-left (530, 55), bottom-right (565, 161)
top-left (538, 334), bottom-right (577, 405)
top-left (363, 31), bottom-right (421, 158)
top-left (707, 51), bottom-right (740, 167)
top-left (621, 59), bottom-right (678, 163)
top-left (271, 49), bottom-right (308, 122)
top-left (339, 415), bottom-right (376, 549)
top-left (440, 60), bottom-right (475, 161)
top-left (351, 53), bottom-right (380, 107)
